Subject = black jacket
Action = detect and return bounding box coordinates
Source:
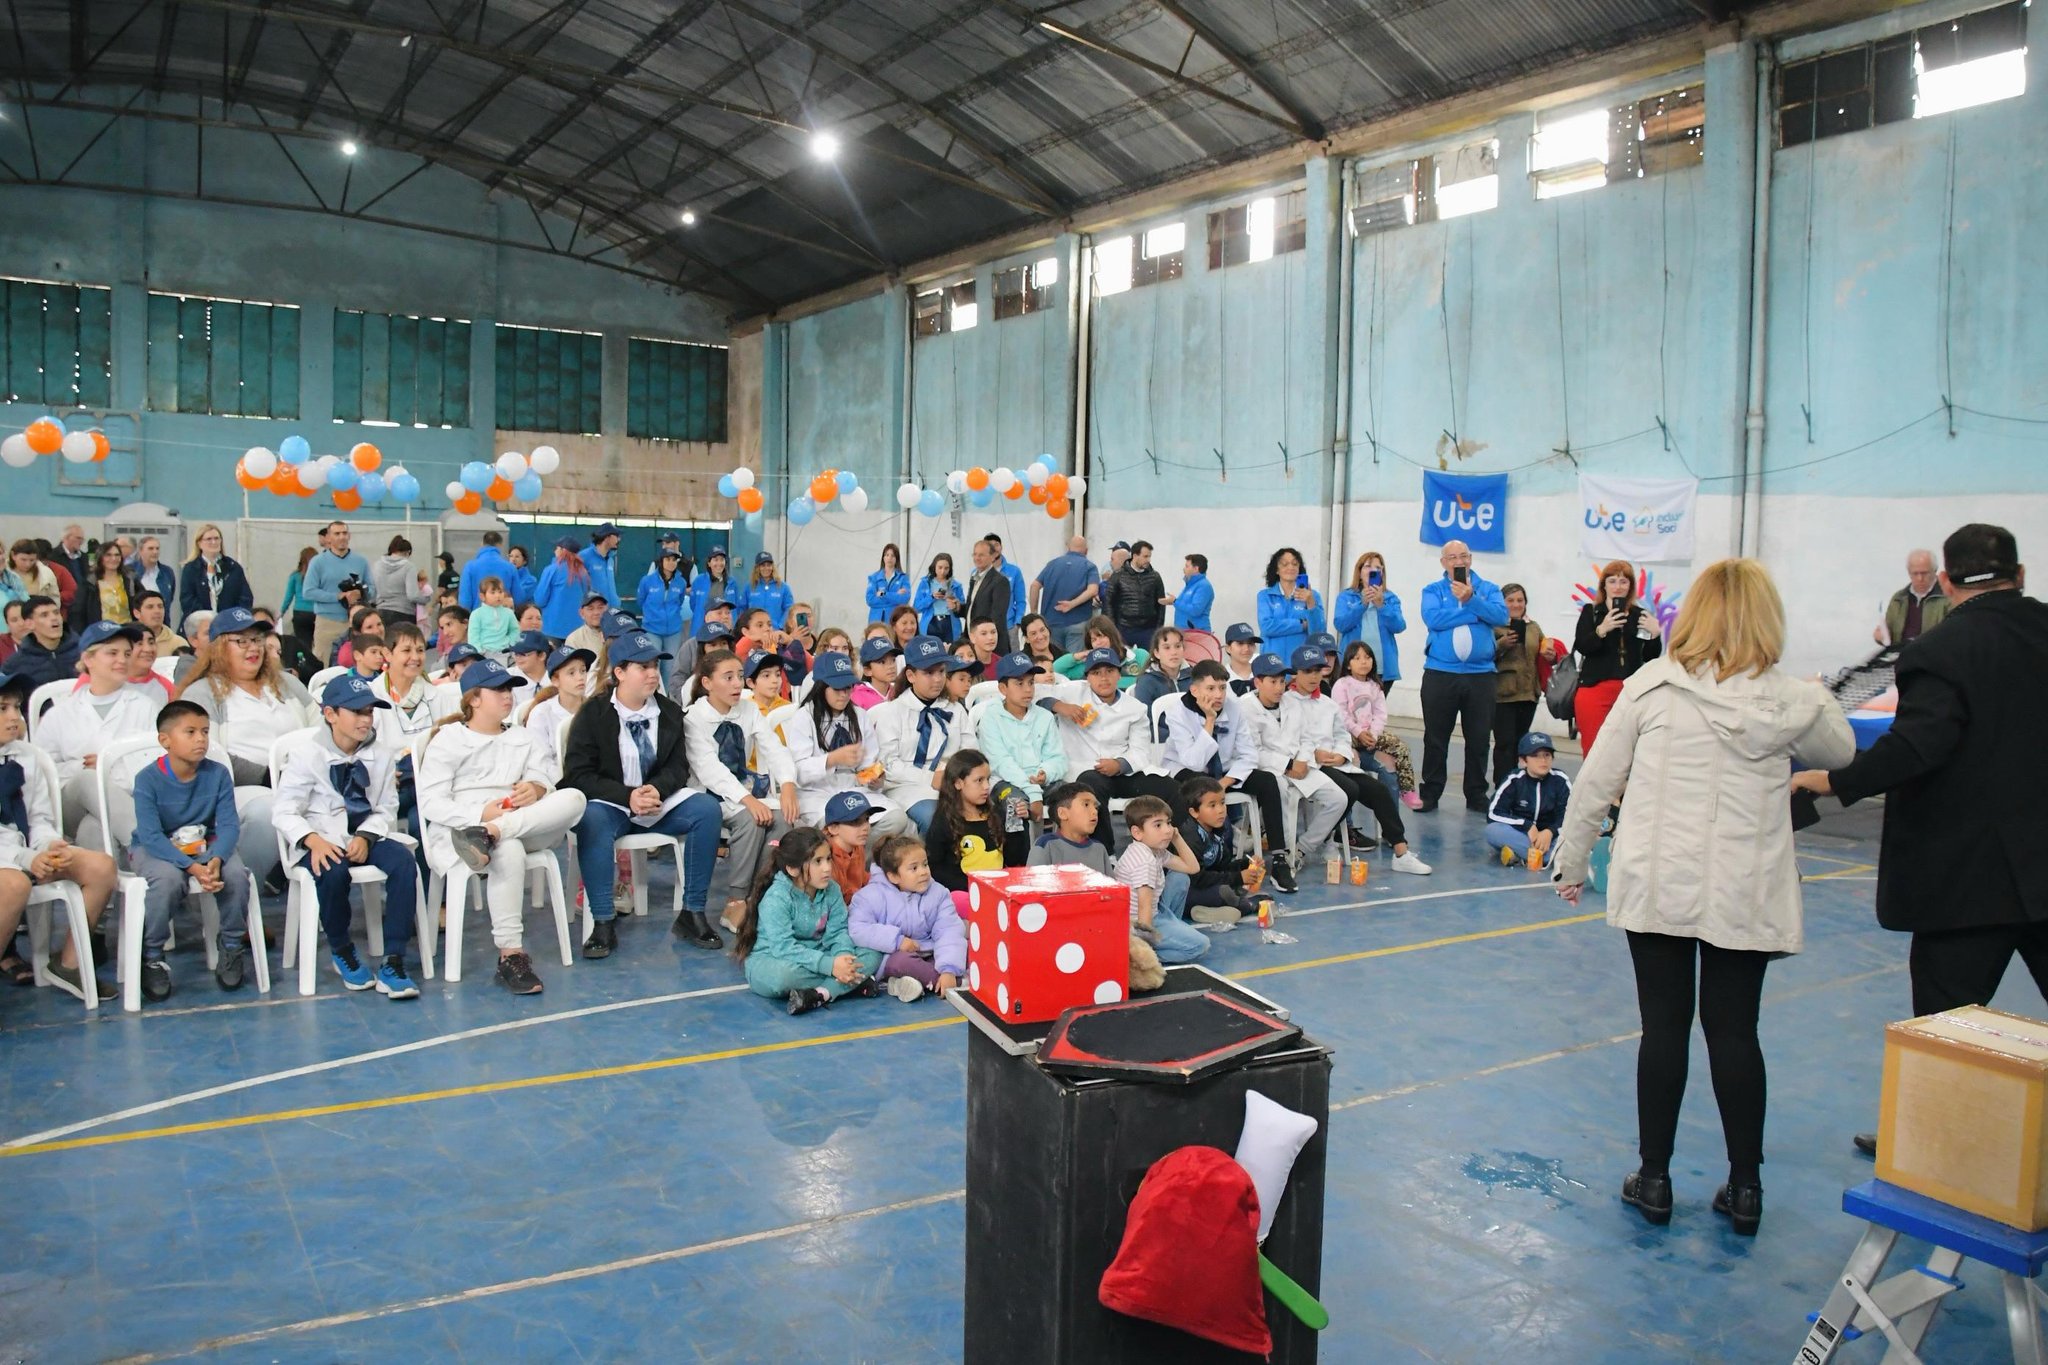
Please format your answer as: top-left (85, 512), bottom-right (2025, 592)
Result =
top-left (1105, 565), bottom-right (1166, 635)
top-left (1832, 590), bottom-right (2048, 933)
top-left (966, 569), bottom-right (1011, 653)
top-left (1572, 601), bottom-right (1661, 688)
top-left (561, 692), bottom-right (692, 809)
top-left (9, 631), bottom-right (81, 690)
top-left (53, 548), bottom-right (91, 627)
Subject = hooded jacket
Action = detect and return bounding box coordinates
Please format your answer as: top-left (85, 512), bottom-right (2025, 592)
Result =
top-left (846, 871), bottom-right (968, 975)
top-left (1554, 656), bottom-right (1854, 953)
top-left (371, 555), bottom-right (429, 618)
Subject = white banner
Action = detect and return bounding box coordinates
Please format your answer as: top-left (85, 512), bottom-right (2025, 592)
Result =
top-left (1578, 474), bottom-right (1698, 563)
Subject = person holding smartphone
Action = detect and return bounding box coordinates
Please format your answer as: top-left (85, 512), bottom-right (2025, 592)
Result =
top-left (915, 552), bottom-right (962, 644)
top-left (1572, 560), bottom-right (1663, 755)
top-left (1417, 540), bottom-right (1510, 813)
top-left (1333, 551), bottom-right (1406, 693)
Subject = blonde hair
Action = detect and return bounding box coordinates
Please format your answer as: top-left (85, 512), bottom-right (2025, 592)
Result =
top-left (192, 523), bottom-right (225, 557)
top-left (1665, 558), bottom-right (1784, 681)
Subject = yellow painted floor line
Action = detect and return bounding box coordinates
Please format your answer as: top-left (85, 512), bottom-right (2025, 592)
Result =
top-left (1238, 911), bottom-right (1603, 979)
top-left (1803, 863), bottom-right (1878, 881)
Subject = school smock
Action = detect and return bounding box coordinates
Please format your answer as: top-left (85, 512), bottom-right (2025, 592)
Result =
top-left (1158, 691), bottom-right (1256, 783)
top-left (522, 695), bottom-right (577, 778)
top-left (370, 674), bottom-right (455, 771)
top-left (1038, 679), bottom-right (1157, 777)
top-left (872, 691), bottom-right (967, 809)
top-left (684, 694), bottom-right (795, 814)
top-left (865, 570), bottom-right (912, 623)
top-left (414, 723), bottom-right (560, 876)
top-left (782, 701), bottom-right (893, 828)
top-left (35, 683), bottom-right (161, 783)
top-left (1282, 687), bottom-right (1365, 774)
top-left (271, 729), bottom-right (401, 850)
top-left (0, 737), bottom-right (62, 871)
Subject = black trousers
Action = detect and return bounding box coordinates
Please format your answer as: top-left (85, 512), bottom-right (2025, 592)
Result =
top-left (1072, 768), bottom-right (1182, 854)
top-left (1317, 765), bottom-right (1405, 848)
top-left (1175, 768), bottom-right (1285, 857)
top-left (1626, 931), bottom-right (1772, 1175)
top-left (1419, 670), bottom-right (1498, 808)
top-left (1492, 699), bottom-right (1539, 786)
top-left (1909, 923), bottom-right (2048, 1016)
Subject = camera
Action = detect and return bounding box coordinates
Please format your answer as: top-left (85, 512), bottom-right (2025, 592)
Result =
top-left (338, 574), bottom-right (366, 596)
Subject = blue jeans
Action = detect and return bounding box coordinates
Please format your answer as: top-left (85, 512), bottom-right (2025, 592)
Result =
top-left (131, 849), bottom-right (249, 955)
top-left (653, 632), bottom-right (685, 688)
top-left (574, 793), bottom-right (721, 921)
top-left (1055, 622), bottom-right (1090, 655)
top-left (906, 799), bottom-right (936, 836)
top-left (1145, 869), bottom-right (1209, 964)
top-left (1485, 823), bottom-right (1553, 867)
top-left (297, 840), bottom-right (418, 957)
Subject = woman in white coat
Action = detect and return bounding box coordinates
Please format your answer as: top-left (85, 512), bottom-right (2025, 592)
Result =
top-left (416, 659), bottom-right (587, 995)
top-left (779, 652), bottom-right (911, 837)
top-left (684, 648), bottom-right (798, 925)
top-left (1554, 559), bottom-right (1854, 1238)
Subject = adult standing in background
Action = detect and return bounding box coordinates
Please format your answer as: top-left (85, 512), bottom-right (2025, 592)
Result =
top-left (580, 523), bottom-right (623, 607)
top-left (372, 534), bottom-right (430, 621)
top-left (177, 523), bottom-right (253, 625)
top-left (1417, 539), bottom-right (1508, 813)
top-left (984, 534), bottom-right (1028, 639)
top-left (865, 544), bottom-right (912, 624)
top-left (1874, 547), bottom-right (1949, 646)
top-left (1104, 540), bottom-right (1167, 651)
top-left (533, 536), bottom-right (593, 639)
top-left (1490, 583), bottom-right (1552, 786)
top-left (1791, 526), bottom-right (2048, 1155)
top-left (79, 542), bottom-right (137, 627)
top-left (1557, 559), bottom-right (1853, 1236)
top-left (1255, 546), bottom-right (1326, 664)
top-left (458, 530), bottom-right (514, 610)
top-left (743, 551), bottom-right (794, 629)
top-left (1334, 551), bottom-right (1406, 693)
top-left (10, 540), bottom-right (72, 619)
top-left (279, 546), bottom-right (315, 646)
top-left (131, 536), bottom-right (177, 622)
top-left (433, 551), bottom-right (460, 595)
top-left (965, 538), bottom-right (1013, 654)
top-left (637, 544), bottom-right (692, 687)
top-left (52, 525), bottom-right (90, 629)
top-left (1031, 535), bottom-right (1101, 655)
top-left (1168, 553), bottom-right (1214, 636)
top-left (916, 552), bottom-right (963, 643)
top-left (505, 544), bottom-right (538, 607)
top-left (1103, 541), bottom-right (1131, 582)
top-left (300, 519), bottom-right (370, 665)
top-left (1572, 561), bottom-right (1662, 755)
top-left (690, 545), bottom-right (734, 623)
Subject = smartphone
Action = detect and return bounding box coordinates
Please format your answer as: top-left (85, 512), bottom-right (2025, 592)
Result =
top-left (1452, 566), bottom-right (1468, 584)
top-left (795, 611), bottom-right (810, 627)
top-left (1609, 597), bottom-right (1625, 616)
top-left (1367, 569), bottom-right (1383, 588)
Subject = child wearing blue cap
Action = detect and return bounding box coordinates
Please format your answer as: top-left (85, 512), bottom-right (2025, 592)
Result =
top-left (523, 645), bottom-right (594, 778)
top-left (872, 635), bottom-right (972, 834)
top-left (851, 636), bottom-right (899, 711)
top-left (1484, 732), bottom-right (1571, 869)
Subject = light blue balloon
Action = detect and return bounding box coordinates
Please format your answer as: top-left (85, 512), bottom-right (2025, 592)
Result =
top-left (326, 461), bottom-right (358, 492)
top-left (918, 489), bottom-right (945, 518)
top-left (787, 498), bottom-right (815, 527)
top-left (389, 472), bottom-right (421, 503)
top-left (279, 435), bottom-right (311, 465)
top-left (717, 473), bottom-right (737, 498)
top-left (513, 472), bottom-right (543, 501)
top-left (355, 472), bottom-right (386, 503)
top-left (1034, 453), bottom-right (1057, 469)
top-left (460, 461), bottom-right (493, 492)
top-left (836, 470), bottom-right (858, 494)
top-left (744, 509), bottom-right (764, 531)
top-left (969, 486), bottom-right (995, 508)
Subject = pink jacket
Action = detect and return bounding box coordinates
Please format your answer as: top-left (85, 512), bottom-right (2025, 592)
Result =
top-left (1331, 676), bottom-right (1388, 742)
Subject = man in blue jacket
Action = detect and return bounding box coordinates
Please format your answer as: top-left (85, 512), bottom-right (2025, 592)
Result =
top-left (457, 530), bottom-right (514, 611)
top-left (579, 523), bottom-right (622, 606)
top-left (1417, 539), bottom-right (1509, 813)
top-left (1169, 554), bottom-right (1215, 635)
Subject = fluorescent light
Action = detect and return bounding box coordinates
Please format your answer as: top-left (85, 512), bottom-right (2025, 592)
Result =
top-left (679, 208), bottom-right (698, 226)
top-left (341, 140), bottom-right (359, 156)
top-left (1915, 47), bottom-right (2028, 118)
top-left (811, 130), bottom-right (840, 160)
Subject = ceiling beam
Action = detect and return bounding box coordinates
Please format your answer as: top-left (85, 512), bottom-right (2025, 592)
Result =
top-left (288, 0), bottom-right (371, 124)
top-left (1145, 0), bottom-right (1325, 140)
top-left (422, 0), bottom-right (604, 147)
top-left (1682, 0), bottom-right (1729, 20)
top-left (365, 0), bottom-right (487, 139)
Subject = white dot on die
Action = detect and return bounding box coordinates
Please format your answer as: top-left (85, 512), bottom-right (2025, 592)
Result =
top-left (1094, 980), bottom-right (1123, 1004)
top-left (969, 962), bottom-right (981, 992)
top-left (996, 900), bottom-right (1009, 931)
top-left (1017, 902), bottom-right (1048, 933)
top-left (997, 983), bottom-right (1010, 1015)
top-left (1055, 942), bottom-right (1085, 973)
top-left (998, 942), bottom-right (1010, 972)
top-left (969, 882), bottom-right (982, 912)
top-left (970, 921), bottom-right (982, 951)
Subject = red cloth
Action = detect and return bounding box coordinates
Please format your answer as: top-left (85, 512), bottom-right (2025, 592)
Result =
top-left (1575, 677), bottom-right (1624, 755)
top-left (1098, 1146), bottom-right (1270, 1355)
top-left (829, 842), bottom-right (869, 904)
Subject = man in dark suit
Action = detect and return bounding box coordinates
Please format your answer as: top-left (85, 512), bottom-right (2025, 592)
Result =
top-left (52, 525), bottom-right (92, 630)
top-left (965, 536), bottom-right (1012, 654)
top-left (560, 631), bottom-right (726, 953)
top-left (1792, 524), bottom-right (2048, 1151)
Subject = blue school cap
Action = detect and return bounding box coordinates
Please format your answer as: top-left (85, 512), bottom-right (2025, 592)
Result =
top-left (320, 673), bottom-right (390, 711)
top-left (459, 660), bottom-right (517, 693)
top-left (1224, 623), bottom-right (1260, 645)
top-left (609, 631), bottom-right (672, 665)
top-left (824, 792), bottom-right (877, 826)
top-left (1250, 652), bottom-right (1290, 678)
top-left (1518, 731), bottom-right (1557, 757)
top-left (809, 653), bottom-right (857, 691)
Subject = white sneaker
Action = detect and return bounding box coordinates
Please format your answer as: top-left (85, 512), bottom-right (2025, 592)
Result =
top-left (1390, 851), bottom-right (1433, 875)
top-left (887, 975), bottom-right (925, 1003)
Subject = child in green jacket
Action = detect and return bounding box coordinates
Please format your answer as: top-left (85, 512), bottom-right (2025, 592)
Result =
top-left (737, 826), bottom-right (884, 1015)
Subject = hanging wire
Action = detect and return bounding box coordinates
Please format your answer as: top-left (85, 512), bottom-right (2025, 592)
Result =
top-left (1438, 226), bottom-right (1460, 449)
top-left (1800, 135), bottom-right (1818, 443)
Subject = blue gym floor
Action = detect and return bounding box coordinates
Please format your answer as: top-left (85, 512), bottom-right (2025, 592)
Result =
top-left (0, 752), bottom-right (2033, 1363)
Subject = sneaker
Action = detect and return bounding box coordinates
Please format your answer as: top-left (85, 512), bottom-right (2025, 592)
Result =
top-left (887, 975), bottom-right (925, 1003)
top-left (787, 987), bottom-right (827, 1016)
top-left (1346, 828), bottom-right (1378, 851)
top-left (582, 917), bottom-right (617, 959)
top-left (1500, 844), bottom-right (1518, 867)
top-left (214, 941), bottom-right (248, 992)
top-left (843, 976), bottom-right (883, 999)
top-left (141, 958), bottom-right (174, 1002)
top-left (495, 951), bottom-right (544, 995)
top-left (1401, 791), bottom-right (1424, 810)
top-left (1268, 854), bottom-right (1299, 894)
top-left (330, 944), bottom-right (374, 990)
top-left (1390, 851), bottom-right (1433, 876)
top-left (1188, 904), bottom-right (1241, 925)
top-left (374, 956), bottom-right (419, 1000)
top-left (451, 825), bottom-right (497, 873)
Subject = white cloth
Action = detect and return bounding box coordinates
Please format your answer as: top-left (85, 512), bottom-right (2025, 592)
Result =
top-left (217, 685), bottom-right (314, 771)
top-left (612, 695), bottom-right (661, 788)
top-left (683, 695), bottom-right (794, 813)
top-left (1241, 695), bottom-right (1344, 858)
top-left (1041, 679), bottom-right (1157, 776)
top-left (0, 738), bottom-right (62, 872)
top-left (872, 691), bottom-right (966, 811)
top-left (781, 701), bottom-right (895, 828)
top-left (1281, 688), bottom-right (1363, 774)
top-left (271, 729), bottom-right (401, 852)
top-left (1157, 693), bottom-right (1254, 782)
top-left (36, 684), bottom-right (160, 783)
top-left (370, 674), bottom-right (453, 767)
top-left (414, 723), bottom-right (559, 876)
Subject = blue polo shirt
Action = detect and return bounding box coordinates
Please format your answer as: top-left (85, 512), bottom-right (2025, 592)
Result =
top-left (1034, 553), bottom-right (1100, 630)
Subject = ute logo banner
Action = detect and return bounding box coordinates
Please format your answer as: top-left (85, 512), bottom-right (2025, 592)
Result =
top-left (1578, 474), bottom-right (1698, 563)
top-left (1419, 471), bottom-right (1508, 554)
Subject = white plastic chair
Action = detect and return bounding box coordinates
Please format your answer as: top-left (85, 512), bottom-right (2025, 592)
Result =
top-left (18, 744), bottom-right (98, 1010)
top-left (412, 731), bottom-right (573, 983)
top-left (267, 727), bottom-right (435, 996)
top-left (305, 665), bottom-right (347, 700)
top-left (1146, 692), bottom-right (1263, 856)
top-left (541, 743), bottom-right (683, 925)
top-left (25, 679), bottom-right (72, 736)
top-left (95, 733), bottom-right (271, 1011)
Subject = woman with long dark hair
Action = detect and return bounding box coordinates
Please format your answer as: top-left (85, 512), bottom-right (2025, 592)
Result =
top-left (866, 543), bottom-right (912, 623)
top-left (915, 552), bottom-right (962, 643)
top-left (734, 827), bottom-right (884, 1015)
top-left (1256, 546), bottom-right (1325, 663)
top-left (1571, 561), bottom-right (1663, 755)
top-left (82, 541), bottom-right (136, 626)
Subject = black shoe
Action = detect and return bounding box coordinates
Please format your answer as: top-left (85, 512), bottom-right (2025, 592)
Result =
top-left (1712, 1182), bottom-right (1763, 1236)
top-left (685, 912), bottom-right (723, 951)
top-left (670, 909), bottom-right (693, 940)
top-left (1269, 855), bottom-right (1299, 895)
top-left (262, 865), bottom-right (289, 896)
top-left (1346, 828), bottom-right (1378, 851)
top-left (140, 958), bottom-right (174, 1002)
top-left (1621, 1169), bottom-right (1672, 1226)
top-left (214, 941), bottom-right (247, 992)
top-left (495, 951), bottom-right (544, 995)
top-left (1853, 1132), bottom-right (1878, 1158)
top-left (845, 976), bottom-right (882, 999)
top-left (450, 826), bottom-right (497, 873)
top-left (1466, 801), bottom-right (1489, 813)
top-left (582, 917), bottom-right (617, 959)
top-left (1415, 800), bottom-right (1439, 814)
top-left (787, 987), bottom-right (827, 1016)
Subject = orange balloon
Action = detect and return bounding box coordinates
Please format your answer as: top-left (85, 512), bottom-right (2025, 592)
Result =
top-left (333, 487), bottom-right (363, 512)
top-left (235, 460), bottom-right (263, 491)
top-left (965, 467), bottom-right (990, 491)
top-left (296, 479), bottom-right (318, 497)
top-left (808, 473), bottom-right (837, 504)
top-left (350, 442), bottom-right (382, 472)
top-left (1003, 481), bottom-right (1025, 500)
top-left (267, 465), bottom-right (299, 495)
top-left (486, 476), bottom-right (514, 501)
top-left (24, 419), bottom-right (61, 455)
top-left (455, 491), bottom-right (484, 515)
top-left (1027, 484), bottom-right (1049, 505)
top-left (1046, 497), bottom-right (1070, 519)
top-left (736, 487), bottom-right (765, 514)
top-left (1045, 473), bottom-right (1067, 498)
top-left (89, 431), bottom-right (110, 462)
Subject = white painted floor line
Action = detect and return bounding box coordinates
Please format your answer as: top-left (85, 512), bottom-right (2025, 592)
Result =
top-left (1278, 881), bottom-right (1554, 920)
top-left (0, 982), bottom-right (749, 1152)
top-left (104, 1188), bottom-right (967, 1364)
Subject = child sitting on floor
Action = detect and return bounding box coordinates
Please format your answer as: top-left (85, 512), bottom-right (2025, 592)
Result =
top-left (735, 826), bottom-right (883, 1016)
top-left (823, 790), bottom-right (877, 903)
top-left (847, 832), bottom-right (968, 1003)
top-left (1176, 775), bottom-right (1265, 925)
top-left (1485, 731), bottom-right (1572, 869)
top-left (1026, 781), bottom-right (1112, 876)
top-left (1114, 795), bottom-right (1208, 965)
top-left (128, 700), bottom-right (252, 1000)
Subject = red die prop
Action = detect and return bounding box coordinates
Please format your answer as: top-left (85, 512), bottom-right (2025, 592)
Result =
top-left (964, 865), bottom-right (1130, 1024)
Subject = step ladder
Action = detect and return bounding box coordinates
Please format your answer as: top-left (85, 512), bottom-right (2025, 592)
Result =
top-left (1797, 1179), bottom-right (2048, 1364)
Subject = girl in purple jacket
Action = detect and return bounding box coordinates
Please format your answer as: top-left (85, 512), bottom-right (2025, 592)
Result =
top-left (846, 834), bottom-right (969, 1003)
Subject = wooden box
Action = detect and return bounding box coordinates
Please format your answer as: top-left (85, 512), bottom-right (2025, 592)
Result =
top-left (1877, 1006), bottom-right (2048, 1230)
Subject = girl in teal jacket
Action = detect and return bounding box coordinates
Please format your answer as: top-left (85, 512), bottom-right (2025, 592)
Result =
top-left (737, 827), bottom-right (885, 1015)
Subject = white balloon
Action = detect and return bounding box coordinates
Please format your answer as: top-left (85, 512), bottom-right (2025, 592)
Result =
top-left (528, 445), bottom-right (561, 476)
top-left (1067, 475), bottom-right (1087, 499)
top-left (0, 434), bottom-right (34, 468)
top-left (731, 466), bottom-right (755, 490)
top-left (60, 430), bottom-right (95, 463)
top-left (496, 451), bottom-right (528, 480)
top-left (1024, 462), bottom-right (1050, 487)
top-left (990, 466), bottom-right (1017, 493)
top-left (243, 446), bottom-right (279, 479)
top-left (896, 483), bottom-right (922, 509)
top-left (297, 461), bottom-right (325, 490)
top-left (841, 486), bottom-right (869, 513)
top-left (946, 470), bottom-right (968, 495)
top-left (445, 481), bottom-right (466, 501)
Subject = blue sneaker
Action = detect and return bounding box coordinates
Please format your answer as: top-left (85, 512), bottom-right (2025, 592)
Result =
top-left (374, 956), bottom-right (419, 1000)
top-left (330, 944), bottom-right (373, 991)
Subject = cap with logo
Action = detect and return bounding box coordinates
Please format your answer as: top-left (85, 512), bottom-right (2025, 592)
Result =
top-left (583, 592), bottom-right (610, 608)
top-left (823, 792), bottom-right (878, 826)
top-left (320, 673), bottom-right (390, 711)
top-left (210, 606), bottom-right (270, 638)
top-left (442, 643), bottom-right (482, 668)
top-left (809, 653), bottom-right (857, 691)
top-left (546, 645), bottom-right (595, 676)
top-left (509, 631), bottom-right (552, 656)
top-left (1224, 623), bottom-right (1261, 645)
top-left (608, 631), bottom-right (672, 665)
top-left (745, 650), bottom-right (785, 679)
top-left (1289, 645), bottom-right (1328, 673)
top-left (591, 522), bottom-right (619, 542)
top-left (755, 551), bottom-right (775, 566)
top-left (459, 659), bottom-right (517, 693)
top-left (859, 637), bottom-right (902, 665)
top-left (1518, 731), bottom-right (1558, 757)
top-left (994, 652), bottom-right (1049, 682)
top-left (695, 620), bottom-right (734, 643)
top-left (1250, 652), bottom-right (1291, 678)
top-left (554, 535), bottom-right (583, 553)
top-left (901, 635), bottom-right (951, 671)
top-left (1080, 647), bottom-right (1123, 673)
top-left (79, 621), bottom-right (144, 651)
top-left (600, 610), bottom-right (640, 638)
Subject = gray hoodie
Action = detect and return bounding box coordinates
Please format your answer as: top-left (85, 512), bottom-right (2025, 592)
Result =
top-left (371, 555), bottom-right (428, 618)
